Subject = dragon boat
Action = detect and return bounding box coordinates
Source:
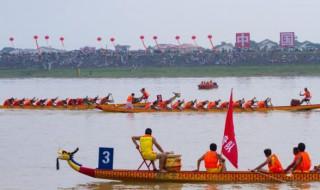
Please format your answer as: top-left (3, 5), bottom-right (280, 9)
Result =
top-left (57, 148), bottom-right (320, 183)
top-left (0, 102), bottom-right (146, 110)
top-left (96, 104), bottom-right (320, 113)
top-left (0, 104), bottom-right (96, 110)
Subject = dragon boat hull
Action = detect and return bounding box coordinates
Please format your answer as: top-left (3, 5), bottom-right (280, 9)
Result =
top-left (0, 105), bottom-right (96, 110)
top-left (73, 166), bottom-right (320, 183)
top-left (96, 104), bottom-right (320, 113)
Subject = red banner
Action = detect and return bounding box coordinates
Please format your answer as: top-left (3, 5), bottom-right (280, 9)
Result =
top-left (221, 89), bottom-right (238, 168)
top-left (280, 32), bottom-right (295, 47)
top-left (236, 33), bottom-right (250, 48)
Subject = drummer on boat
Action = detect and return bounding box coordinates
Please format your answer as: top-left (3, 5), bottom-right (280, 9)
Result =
top-left (132, 128), bottom-right (168, 172)
top-left (195, 143), bottom-right (226, 173)
top-left (300, 88), bottom-right (311, 105)
top-left (251, 148), bottom-right (283, 173)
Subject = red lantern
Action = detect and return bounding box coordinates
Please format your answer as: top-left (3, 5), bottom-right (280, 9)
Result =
top-left (34, 35), bottom-right (38, 40)
top-left (175, 35), bottom-right (180, 40)
top-left (153, 36), bottom-right (158, 40)
top-left (60, 36), bottom-right (64, 41)
top-left (9, 37), bottom-right (14, 42)
top-left (208, 34), bottom-right (212, 39)
top-left (140, 35), bottom-right (144, 40)
top-left (192, 35), bottom-right (196, 40)
top-left (110, 37), bottom-right (115, 42)
top-left (97, 37), bottom-right (102, 41)
top-left (45, 35), bottom-right (50, 40)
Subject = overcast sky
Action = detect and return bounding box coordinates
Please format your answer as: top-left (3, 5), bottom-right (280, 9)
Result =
top-left (1, 0), bottom-right (319, 50)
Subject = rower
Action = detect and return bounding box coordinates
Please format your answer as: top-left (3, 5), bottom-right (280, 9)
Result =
top-left (100, 93), bottom-right (113, 105)
top-left (195, 143), bottom-right (226, 173)
top-left (257, 97), bottom-right (272, 108)
top-left (140, 88), bottom-right (150, 103)
top-left (219, 101), bottom-right (229, 109)
top-left (196, 100), bottom-right (209, 110)
top-left (55, 99), bottom-right (67, 106)
top-left (207, 99), bottom-right (221, 109)
top-left (171, 100), bottom-right (184, 111)
top-left (300, 88), bottom-right (311, 105)
top-left (284, 147), bottom-right (299, 173)
top-left (183, 99), bottom-right (197, 110)
top-left (132, 128), bottom-right (168, 172)
top-left (158, 92), bottom-right (181, 110)
top-left (243, 97), bottom-right (257, 109)
top-left (12, 98), bottom-right (24, 106)
top-left (3, 97), bottom-right (15, 106)
top-left (291, 142), bottom-right (311, 173)
top-left (233, 98), bottom-right (245, 108)
top-left (252, 148), bottom-right (283, 173)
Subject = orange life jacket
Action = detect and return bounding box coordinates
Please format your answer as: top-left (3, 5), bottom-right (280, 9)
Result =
top-left (296, 152), bottom-right (311, 172)
top-left (232, 101), bottom-right (240, 108)
top-left (243, 100), bottom-right (253, 109)
top-left (220, 101), bottom-right (228, 108)
top-left (196, 102), bottom-right (206, 109)
top-left (172, 101), bottom-right (180, 109)
top-left (3, 99), bottom-right (11, 106)
top-left (23, 99), bottom-right (32, 106)
top-left (207, 101), bottom-right (217, 109)
top-left (142, 91), bottom-right (149, 99)
top-left (268, 154), bottom-right (283, 173)
top-left (304, 91), bottom-right (311, 99)
top-left (55, 100), bottom-right (64, 106)
top-left (204, 151), bottom-right (219, 169)
top-left (127, 95), bottom-right (133, 103)
top-left (76, 98), bottom-right (84, 105)
top-left (12, 99), bottom-right (21, 106)
top-left (45, 99), bottom-right (53, 106)
top-left (184, 102), bottom-right (193, 109)
top-left (257, 101), bottom-right (265, 108)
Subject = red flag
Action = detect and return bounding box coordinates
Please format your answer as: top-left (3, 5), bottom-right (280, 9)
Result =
top-left (221, 89), bottom-right (238, 168)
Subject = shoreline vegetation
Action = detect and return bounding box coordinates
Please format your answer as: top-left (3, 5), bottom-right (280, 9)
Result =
top-left (1, 64), bottom-right (320, 78)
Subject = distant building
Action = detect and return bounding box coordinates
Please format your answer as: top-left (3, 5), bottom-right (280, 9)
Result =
top-left (115, 45), bottom-right (130, 53)
top-left (257, 39), bottom-right (278, 51)
top-left (216, 42), bottom-right (234, 52)
top-left (8, 47), bottom-right (65, 54)
top-left (177, 43), bottom-right (204, 53)
top-left (297, 41), bottom-right (319, 51)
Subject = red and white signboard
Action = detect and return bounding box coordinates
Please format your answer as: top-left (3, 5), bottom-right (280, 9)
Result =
top-left (236, 33), bottom-right (250, 48)
top-left (280, 32), bottom-right (295, 47)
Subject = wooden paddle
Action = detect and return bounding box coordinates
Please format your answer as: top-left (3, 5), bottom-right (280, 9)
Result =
top-left (249, 170), bottom-right (286, 183)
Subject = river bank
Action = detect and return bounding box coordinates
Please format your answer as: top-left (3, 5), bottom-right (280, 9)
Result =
top-left (1, 64), bottom-right (320, 78)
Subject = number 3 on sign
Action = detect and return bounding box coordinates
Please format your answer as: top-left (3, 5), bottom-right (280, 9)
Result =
top-left (98, 147), bottom-right (114, 169)
top-left (102, 151), bottom-right (110, 164)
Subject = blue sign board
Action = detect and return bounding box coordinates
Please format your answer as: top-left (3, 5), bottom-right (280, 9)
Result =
top-left (98, 147), bottom-right (114, 169)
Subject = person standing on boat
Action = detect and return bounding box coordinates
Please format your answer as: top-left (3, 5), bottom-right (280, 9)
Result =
top-left (195, 143), bottom-right (226, 173)
top-left (140, 88), bottom-right (150, 103)
top-left (126, 93), bottom-right (135, 109)
top-left (300, 88), bottom-right (311, 104)
top-left (284, 147), bottom-right (299, 173)
top-left (290, 142), bottom-right (311, 172)
top-left (251, 148), bottom-right (283, 173)
top-left (132, 128), bottom-right (168, 172)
